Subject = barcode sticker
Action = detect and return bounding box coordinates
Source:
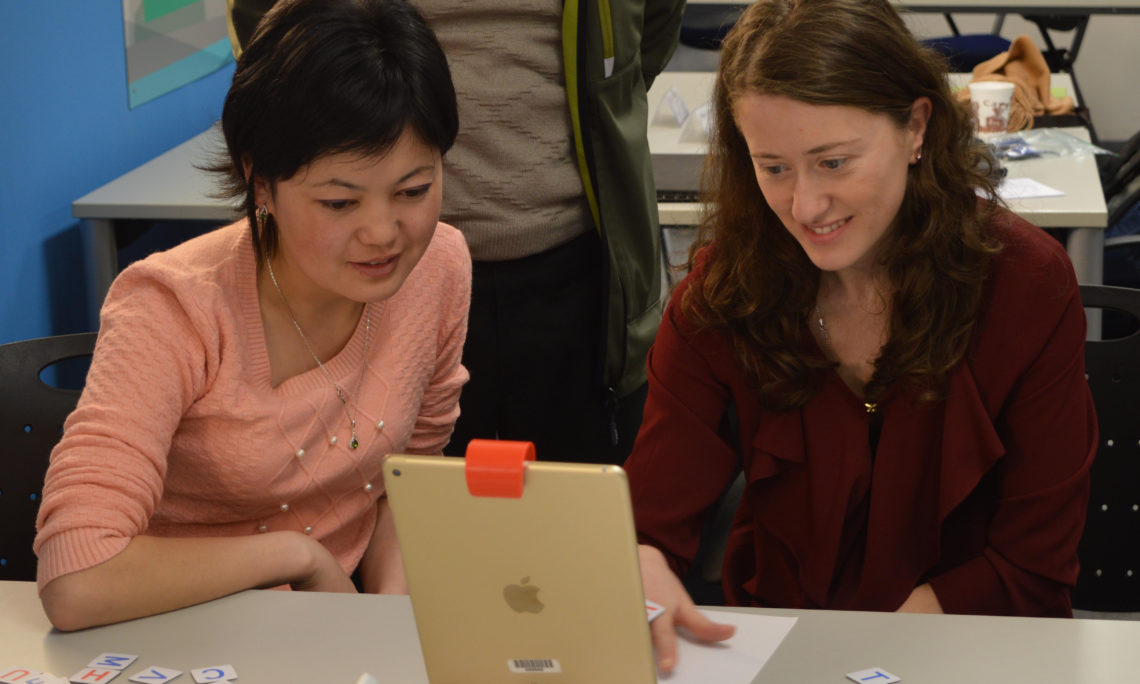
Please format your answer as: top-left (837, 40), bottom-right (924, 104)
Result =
top-left (508, 659), bottom-right (562, 674)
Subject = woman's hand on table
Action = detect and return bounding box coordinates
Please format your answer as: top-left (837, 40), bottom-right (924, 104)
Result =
top-left (639, 544), bottom-right (736, 673)
top-left (357, 495), bottom-right (408, 594)
top-left (41, 532), bottom-right (355, 631)
top-left (896, 583), bottom-right (944, 614)
top-left (288, 533), bottom-right (357, 593)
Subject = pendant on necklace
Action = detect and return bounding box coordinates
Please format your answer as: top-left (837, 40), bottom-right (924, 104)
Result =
top-left (350, 437), bottom-right (360, 450)
top-left (864, 402), bottom-right (878, 415)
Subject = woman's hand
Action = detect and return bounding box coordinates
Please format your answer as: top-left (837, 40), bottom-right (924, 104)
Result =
top-left (358, 496), bottom-right (408, 594)
top-left (289, 533), bottom-right (357, 593)
top-left (896, 583), bottom-right (944, 613)
top-left (41, 531), bottom-right (356, 631)
top-left (639, 544), bottom-right (736, 673)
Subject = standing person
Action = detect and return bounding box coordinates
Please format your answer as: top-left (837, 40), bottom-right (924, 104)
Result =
top-left (230, 0), bottom-right (684, 464)
top-left (626, 0), bottom-right (1098, 673)
top-left (35, 0), bottom-right (468, 631)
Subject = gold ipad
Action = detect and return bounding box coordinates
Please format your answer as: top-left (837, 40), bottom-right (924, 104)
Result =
top-left (383, 453), bottom-right (656, 683)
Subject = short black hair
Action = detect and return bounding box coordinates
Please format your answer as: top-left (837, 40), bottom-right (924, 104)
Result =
top-left (211, 0), bottom-right (458, 261)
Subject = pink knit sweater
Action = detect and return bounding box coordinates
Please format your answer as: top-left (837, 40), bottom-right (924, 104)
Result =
top-left (34, 220), bottom-right (471, 589)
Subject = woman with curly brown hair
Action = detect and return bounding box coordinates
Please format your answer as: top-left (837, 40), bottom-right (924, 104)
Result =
top-left (627, 0), bottom-right (1097, 671)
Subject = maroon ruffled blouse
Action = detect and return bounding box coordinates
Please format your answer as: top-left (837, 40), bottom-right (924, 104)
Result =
top-left (626, 209), bottom-right (1097, 616)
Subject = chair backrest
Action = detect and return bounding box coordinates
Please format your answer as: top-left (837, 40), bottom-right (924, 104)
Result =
top-left (678, 3), bottom-right (744, 50)
top-left (1020, 13), bottom-right (1088, 75)
top-left (1072, 285), bottom-right (1140, 612)
top-left (0, 332), bottom-right (97, 581)
top-left (922, 33), bottom-right (1012, 73)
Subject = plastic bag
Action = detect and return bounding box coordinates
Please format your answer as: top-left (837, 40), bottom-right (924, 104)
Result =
top-left (985, 128), bottom-right (1113, 161)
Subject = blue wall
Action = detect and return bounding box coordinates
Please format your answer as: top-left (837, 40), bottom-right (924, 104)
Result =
top-left (0, 2), bottom-right (234, 344)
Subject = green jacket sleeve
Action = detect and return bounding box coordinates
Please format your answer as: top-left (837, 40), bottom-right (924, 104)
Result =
top-left (226, 0), bottom-right (278, 57)
top-left (639, 0), bottom-right (685, 88)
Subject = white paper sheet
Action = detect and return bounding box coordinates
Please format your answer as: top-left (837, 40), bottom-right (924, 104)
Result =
top-left (997, 177), bottom-right (1066, 200)
top-left (660, 611), bottom-right (798, 683)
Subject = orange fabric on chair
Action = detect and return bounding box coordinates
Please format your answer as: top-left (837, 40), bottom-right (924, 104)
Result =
top-left (958, 34), bottom-right (1075, 131)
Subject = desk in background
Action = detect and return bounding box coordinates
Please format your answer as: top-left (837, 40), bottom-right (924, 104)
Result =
top-left (685, 0), bottom-right (1140, 11)
top-left (72, 130), bottom-right (239, 321)
top-left (69, 122), bottom-right (724, 322)
top-left (683, 0), bottom-right (1140, 116)
top-left (73, 71), bottom-right (1109, 322)
top-left (4, 580), bottom-right (1140, 683)
top-left (893, 0), bottom-right (1140, 13)
top-left (648, 71), bottom-right (1109, 287)
top-left (896, 0), bottom-right (1140, 116)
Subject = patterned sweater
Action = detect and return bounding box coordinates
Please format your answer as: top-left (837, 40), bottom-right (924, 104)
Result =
top-left (417, 0), bottom-right (590, 260)
top-left (34, 220), bottom-right (471, 589)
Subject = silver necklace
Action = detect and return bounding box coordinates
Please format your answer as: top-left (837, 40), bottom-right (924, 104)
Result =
top-left (814, 301), bottom-right (877, 415)
top-left (814, 302), bottom-right (831, 344)
top-left (265, 258), bottom-right (371, 449)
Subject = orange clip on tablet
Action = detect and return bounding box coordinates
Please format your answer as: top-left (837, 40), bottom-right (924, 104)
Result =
top-left (465, 439), bottom-right (536, 498)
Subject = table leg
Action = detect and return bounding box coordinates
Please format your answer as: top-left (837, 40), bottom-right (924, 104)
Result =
top-left (1067, 227), bottom-right (1104, 340)
top-left (82, 218), bottom-right (118, 323)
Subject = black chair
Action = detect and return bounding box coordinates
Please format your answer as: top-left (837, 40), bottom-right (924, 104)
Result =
top-left (1021, 14), bottom-right (1089, 98)
top-left (0, 332), bottom-right (97, 581)
top-left (1072, 285), bottom-right (1140, 614)
top-left (678, 2), bottom-right (744, 51)
top-left (682, 472), bottom-right (744, 606)
top-left (681, 402), bottom-right (744, 606)
top-left (1103, 236), bottom-right (1140, 339)
top-left (921, 13), bottom-right (1011, 73)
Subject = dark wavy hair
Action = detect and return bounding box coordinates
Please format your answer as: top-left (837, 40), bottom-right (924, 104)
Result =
top-left (683, 0), bottom-right (1002, 410)
top-left (208, 0), bottom-right (458, 262)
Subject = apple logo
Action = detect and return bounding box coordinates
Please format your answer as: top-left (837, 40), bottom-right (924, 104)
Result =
top-left (502, 576), bottom-right (545, 614)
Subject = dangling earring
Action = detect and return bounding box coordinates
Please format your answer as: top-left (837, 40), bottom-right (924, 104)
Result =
top-left (256, 204), bottom-right (268, 231)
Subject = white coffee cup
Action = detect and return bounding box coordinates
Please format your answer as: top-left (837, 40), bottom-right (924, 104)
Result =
top-left (967, 81), bottom-right (1016, 135)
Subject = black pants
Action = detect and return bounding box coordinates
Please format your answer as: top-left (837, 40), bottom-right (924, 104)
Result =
top-left (446, 231), bottom-right (646, 465)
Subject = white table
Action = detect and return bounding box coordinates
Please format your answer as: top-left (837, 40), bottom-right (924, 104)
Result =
top-left (71, 70), bottom-right (1109, 323)
top-left (70, 122), bottom-right (718, 322)
top-left (680, 1), bottom-right (1140, 127)
top-left (894, 0), bottom-right (1140, 12)
top-left (72, 129), bottom-right (240, 320)
top-left (648, 71), bottom-right (1109, 286)
top-left (4, 580), bottom-right (1140, 683)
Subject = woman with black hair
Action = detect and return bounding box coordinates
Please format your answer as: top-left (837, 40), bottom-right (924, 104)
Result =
top-left (35, 0), bottom-right (469, 631)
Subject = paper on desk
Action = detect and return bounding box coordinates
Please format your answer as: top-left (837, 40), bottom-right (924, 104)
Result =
top-left (660, 611), bottom-right (798, 683)
top-left (996, 177), bottom-right (1065, 200)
